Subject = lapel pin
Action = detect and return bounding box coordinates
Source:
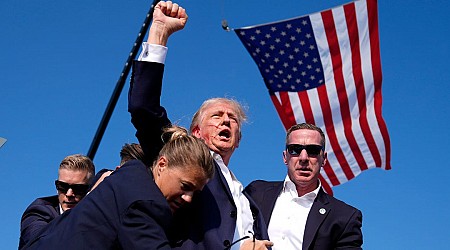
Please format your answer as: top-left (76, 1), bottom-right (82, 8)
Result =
top-left (319, 208), bottom-right (326, 215)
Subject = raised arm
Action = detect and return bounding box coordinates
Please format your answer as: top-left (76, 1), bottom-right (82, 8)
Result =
top-left (128, 1), bottom-right (188, 165)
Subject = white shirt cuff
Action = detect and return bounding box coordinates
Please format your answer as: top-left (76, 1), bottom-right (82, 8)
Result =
top-left (138, 42), bottom-right (167, 64)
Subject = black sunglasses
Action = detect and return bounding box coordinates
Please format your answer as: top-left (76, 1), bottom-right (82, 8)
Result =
top-left (286, 144), bottom-right (324, 156)
top-left (55, 180), bottom-right (89, 196)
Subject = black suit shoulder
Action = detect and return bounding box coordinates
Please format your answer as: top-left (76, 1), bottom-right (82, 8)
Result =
top-left (244, 180), bottom-right (282, 203)
top-left (19, 195), bottom-right (60, 249)
top-left (316, 188), bottom-right (361, 216)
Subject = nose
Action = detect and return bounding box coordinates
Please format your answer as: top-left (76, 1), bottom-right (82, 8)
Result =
top-left (299, 149), bottom-right (309, 161)
top-left (221, 114), bottom-right (230, 125)
top-left (181, 192), bottom-right (194, 203)
top-left (66, 188), bottom-right (75, 197)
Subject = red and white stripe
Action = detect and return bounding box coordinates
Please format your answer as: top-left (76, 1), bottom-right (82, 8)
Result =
top-left (270, 0), bottom-right (391, 194)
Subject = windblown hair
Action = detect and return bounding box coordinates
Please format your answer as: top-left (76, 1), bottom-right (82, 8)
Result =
top-left (189, 97), bottom-right (247, 136)
top-left (286, 123), bottom-right (326, 148)
top-left (157, 125), bottom-right (214, 179)
top-left (59, 154), bottom-right (95, 182)
top-left (119, 143), bottom-right (145, 166)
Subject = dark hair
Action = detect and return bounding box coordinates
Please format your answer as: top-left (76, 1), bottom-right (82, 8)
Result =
top-left (119, 143), bottom-right (145, 166)
top-left (286, 123), bottom-right (326, 148)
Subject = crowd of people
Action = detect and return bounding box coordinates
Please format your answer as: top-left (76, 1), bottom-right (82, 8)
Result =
top-left (19, 1), bottom-right (363, 249)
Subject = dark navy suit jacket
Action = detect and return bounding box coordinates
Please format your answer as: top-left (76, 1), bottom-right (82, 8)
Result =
top-left (23, 160), bottom-right (173, 250)
top-left (244, 180), bottom-right (363, 250)
top-left (129, 61), bottom-right (269, 250)
top-left (19, 195), bottom-right (60, 249)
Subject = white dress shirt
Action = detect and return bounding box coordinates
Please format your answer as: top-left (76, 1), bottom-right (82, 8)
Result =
top-left (138, 42), bottom-right (167, 63)
top-left (213, 152), bottom-right (254, 250)
top-left (268, 176), bottom-right (320, 250)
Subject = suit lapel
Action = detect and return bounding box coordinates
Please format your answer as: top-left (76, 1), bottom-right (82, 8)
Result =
top-left (211, 161), bottom-right (235, 203)
top-left (261, 182), bottom-right (283, 226)
top-left (303, 188), bottom-right (330, 250)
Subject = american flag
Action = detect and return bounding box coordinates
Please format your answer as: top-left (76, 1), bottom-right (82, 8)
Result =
top-left (235, 0), bottom-right (391, 194)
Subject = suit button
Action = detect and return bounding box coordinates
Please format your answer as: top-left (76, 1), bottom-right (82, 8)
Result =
top-left (230, 210), bottom-right (237, 218)
top-left (223, 240), bottom-right (231, 247)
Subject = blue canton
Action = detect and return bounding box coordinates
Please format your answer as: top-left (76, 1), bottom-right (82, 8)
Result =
top-left (236, 16), bottom-right (325, 92)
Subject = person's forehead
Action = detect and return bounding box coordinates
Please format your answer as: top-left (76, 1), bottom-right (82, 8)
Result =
top-left (204, 102), bottom-right (237, 113)
top-left (171, 167), bottom-right (207, 189)
top-left (288, 129), bottom-right (321, 143)
top-left (58, 169), bottom-right (89, 182)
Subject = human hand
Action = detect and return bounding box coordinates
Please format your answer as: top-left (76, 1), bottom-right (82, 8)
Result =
top-left (90, 170), bottom-right (113, 191)
top-left (239, 239), bottom-right (274, 250)
top-left (148, 1), bottom-right (188, 46)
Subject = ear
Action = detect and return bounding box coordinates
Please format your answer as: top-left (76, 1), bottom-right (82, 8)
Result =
top-left (192, 126), bottom-right (201, 139)
top-left (282, 151), bottom-right (288, 165)
top-left (322, 152), bottom-right (328, 166)
top-left (155, 156), bottom-right (168, 174)
top-left (235, 131), bottom-right (242, 149)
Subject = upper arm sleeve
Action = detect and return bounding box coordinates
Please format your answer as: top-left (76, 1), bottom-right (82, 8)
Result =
top-left (128, 61), bottom-right (171, 166)
top-left (336, 209), bottom-right (363, 249)
top-left (19, 206), bottom-right (56, 248)
top-left (118, 200), bottom-right (172, 250)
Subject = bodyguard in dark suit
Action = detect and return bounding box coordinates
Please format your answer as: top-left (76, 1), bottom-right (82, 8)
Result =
top-left (245, 123), bottom-right (363, 250)
top-left (129, 2), bottom-right (271, 249)
top-left (19, 154), bottom-right (94, 249)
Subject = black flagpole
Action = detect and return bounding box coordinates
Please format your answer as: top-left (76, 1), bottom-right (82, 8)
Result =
top-left (87, 0), bottom-right (161, 160)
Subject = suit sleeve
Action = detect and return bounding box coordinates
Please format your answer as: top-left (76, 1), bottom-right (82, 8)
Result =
top-left (118, 200), bottom-right (173, 250)
top-left (19, 204), bottom-right (58, 249)
top-left (128, 61), bottom-right (171, 166)
top-left (336, 209), bottom-right (363, 249)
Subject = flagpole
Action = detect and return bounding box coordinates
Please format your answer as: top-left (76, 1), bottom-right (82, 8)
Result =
top-left (87, 0), bottom-right (161, 160)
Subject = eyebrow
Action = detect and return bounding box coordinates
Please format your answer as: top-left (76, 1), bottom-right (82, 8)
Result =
top-left (182, 180), bottom-right (198, 191)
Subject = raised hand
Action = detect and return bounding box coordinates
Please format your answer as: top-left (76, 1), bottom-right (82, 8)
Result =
top-left (148, 1), bottom-right (188, 46)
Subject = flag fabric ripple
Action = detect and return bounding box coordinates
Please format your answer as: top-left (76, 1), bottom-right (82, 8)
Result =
top-left (235, 0), bottom-right (391, 194)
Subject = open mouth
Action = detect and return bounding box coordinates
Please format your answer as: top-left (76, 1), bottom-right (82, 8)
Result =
top-left (218, 130), bottom-right (231, 139)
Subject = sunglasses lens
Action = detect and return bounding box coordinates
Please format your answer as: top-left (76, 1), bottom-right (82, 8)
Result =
top-left (55, 180), bottom-right (89, 195)
top-left (305, 145), bottom-right (322, 155)
top-left (55, 180), bottom-right (68, 193)
top-left (71, 184), bottom-right (89, 195)
top-left (287, 145), bottom-right (300, 155)
top-left (286, 144), bottom-right (323, 156)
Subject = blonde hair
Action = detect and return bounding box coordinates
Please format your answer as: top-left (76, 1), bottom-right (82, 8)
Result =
top-left (59, 154), bottom-right (95, 182)
top-left (156, 125), bottom-right (214, 179)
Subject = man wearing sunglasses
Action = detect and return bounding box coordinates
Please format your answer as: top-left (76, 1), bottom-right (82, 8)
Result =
top-left (244, 123), bottom-right (363, 250)
top-left (19, 154), bottom-right (95, 249)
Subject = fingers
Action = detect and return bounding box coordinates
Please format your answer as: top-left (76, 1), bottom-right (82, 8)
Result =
top-left (240, 239), bottom-right (274, 250)
top-left (148, 0), bottom-right (187, 45)
top-left (178, 6), bottom-right (188, 20)
top-left (261, 240), bottom-right (274, 247)
top-left (157, 1), bottom-right (182, 18)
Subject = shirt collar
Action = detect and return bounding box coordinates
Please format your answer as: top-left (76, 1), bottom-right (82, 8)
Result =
top-left (213, 151), bottom-right (239, 180)
top-left (282, 175), bottom-right (321, 200)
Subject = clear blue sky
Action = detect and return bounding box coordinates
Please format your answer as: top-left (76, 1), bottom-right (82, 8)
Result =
top-left (1, 0), bottom-right (449, 249)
